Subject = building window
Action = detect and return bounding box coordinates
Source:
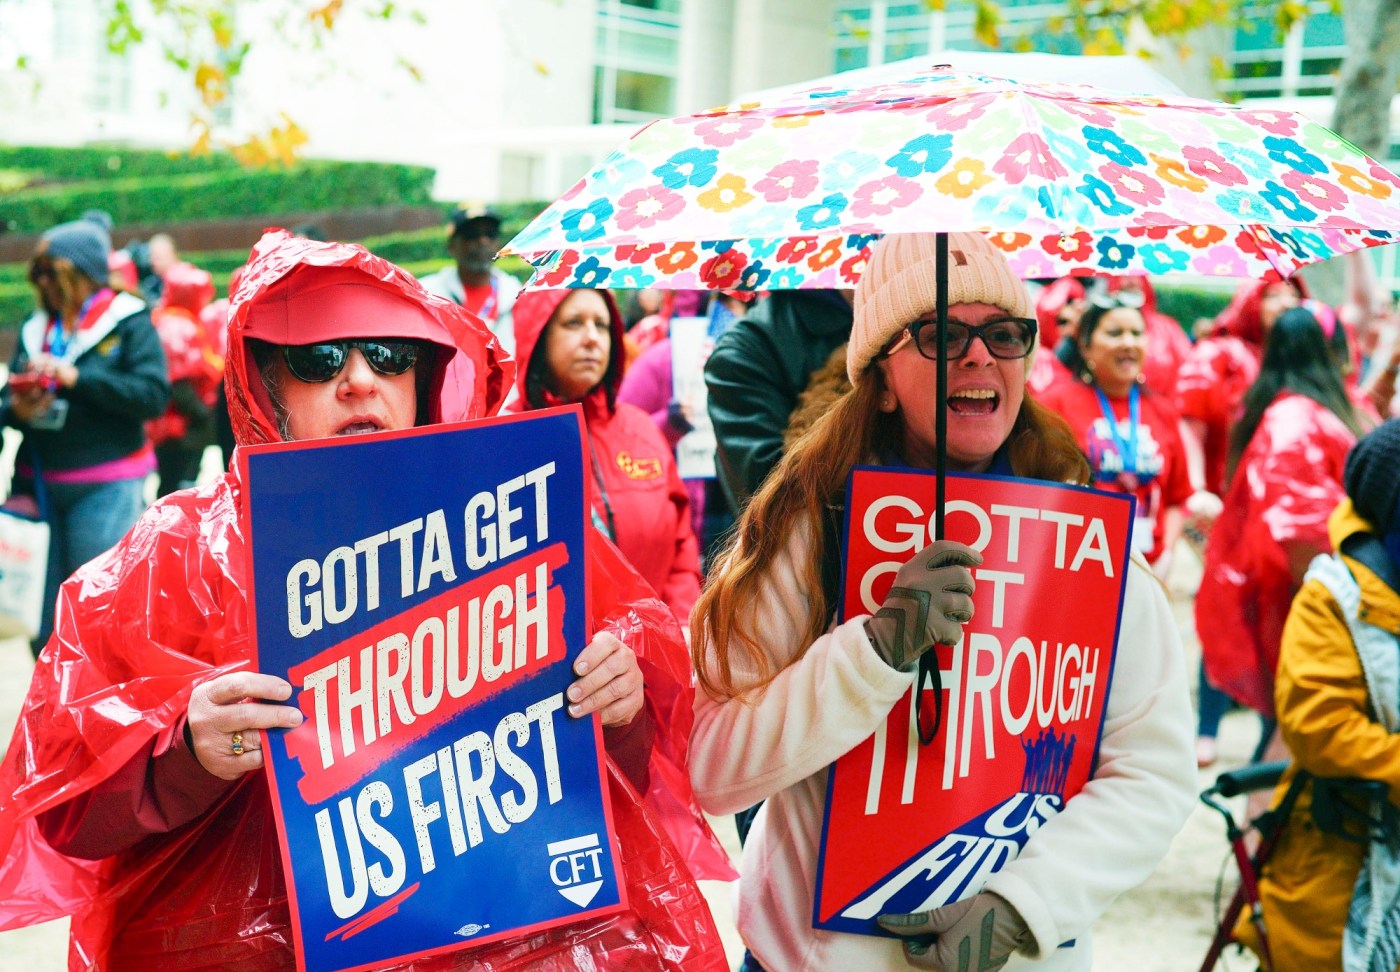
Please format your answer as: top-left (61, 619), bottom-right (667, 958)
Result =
top-left (832, 1), bottom-right (1085, 73)
top-left (593, 0), bottom-right (681, 124)
top-left (89, 48), bottom-right (133, 113)
top-left (1228, 2), bottom-right (1345, 99)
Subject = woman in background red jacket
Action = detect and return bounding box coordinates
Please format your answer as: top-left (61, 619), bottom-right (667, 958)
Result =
top-left (511, 289), bottom-right (702, 624)
top-left (1038, 293), bottom-right (1193, 582)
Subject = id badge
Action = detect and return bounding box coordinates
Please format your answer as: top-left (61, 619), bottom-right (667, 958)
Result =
top-left (29, 398), bottom-right (69, 431)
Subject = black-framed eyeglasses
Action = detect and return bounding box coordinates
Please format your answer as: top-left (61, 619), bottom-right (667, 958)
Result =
top-left (282, 340), bottom-right (427, 383)
top-left (888, 316), bottom-right (1037, 361)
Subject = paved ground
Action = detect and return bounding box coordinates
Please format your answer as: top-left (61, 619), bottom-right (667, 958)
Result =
top-left (0, 536), bottom-right (1259, 972)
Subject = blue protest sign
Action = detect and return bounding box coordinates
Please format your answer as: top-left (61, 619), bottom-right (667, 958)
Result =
top-left (239, 407), bottom-right (625, 972)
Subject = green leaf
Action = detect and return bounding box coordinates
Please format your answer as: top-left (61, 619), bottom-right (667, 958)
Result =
top-left (973, 0), bottom-right (1003, 48)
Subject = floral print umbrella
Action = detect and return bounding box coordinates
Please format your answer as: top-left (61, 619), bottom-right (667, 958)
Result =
top-left (503, 67), bottom-right (1400, 290)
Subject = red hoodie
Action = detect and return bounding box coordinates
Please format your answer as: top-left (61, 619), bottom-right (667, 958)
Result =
top-left (509, 289), bottom-right (701, 624)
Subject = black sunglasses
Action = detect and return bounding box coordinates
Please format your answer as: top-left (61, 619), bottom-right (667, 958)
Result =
top-left (895, 316), bottom-right (1037, 361)
top-left (282, 340), bottom-right (427, 383)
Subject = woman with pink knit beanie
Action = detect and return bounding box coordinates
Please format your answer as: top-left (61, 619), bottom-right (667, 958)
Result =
top-left (688, 232), bottom-right (1195, 972)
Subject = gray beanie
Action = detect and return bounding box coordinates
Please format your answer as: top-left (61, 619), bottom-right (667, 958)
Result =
top-left (41, 220), bottom-right (111, 285)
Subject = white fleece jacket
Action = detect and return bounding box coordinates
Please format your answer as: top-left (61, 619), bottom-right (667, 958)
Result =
top-left (690, 523), bottom-right (1196, 971)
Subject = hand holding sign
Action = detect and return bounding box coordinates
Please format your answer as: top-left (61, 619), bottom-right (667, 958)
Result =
top-left (878, 892), bottom-right (1029, 971)
top-left (188, 672), bottom-right (305, 781)
top-left (864, 540), bottom-right (983, 671)
top-left (568, 631), bottom-right (643, 726)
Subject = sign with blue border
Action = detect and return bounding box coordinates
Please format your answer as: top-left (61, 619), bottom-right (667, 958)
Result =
top-left (813, 468), bottom-right (1134, 936)
top-left (240, 408), bottom-right (625, 972)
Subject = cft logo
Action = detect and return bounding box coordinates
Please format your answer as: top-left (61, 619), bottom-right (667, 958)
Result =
top-left (548, 833), bottom-right (607, 908)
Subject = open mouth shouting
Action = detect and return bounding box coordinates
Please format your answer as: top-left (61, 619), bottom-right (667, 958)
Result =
top-left (948, 388), bottom-right (1000, 416)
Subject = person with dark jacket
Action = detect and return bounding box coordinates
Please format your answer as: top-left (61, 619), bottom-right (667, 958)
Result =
top-left (2, 219), bottom-right (169, 653)
top-left (509, 288), bottom-right (702, 624)
top-left (703, 290), bottom-right (853, 509)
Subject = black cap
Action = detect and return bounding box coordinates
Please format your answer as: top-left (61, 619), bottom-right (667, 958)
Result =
top-left (449, 205), bottom-right (501, 240)
top-left (1345, 418), bottom-right (1400, 533)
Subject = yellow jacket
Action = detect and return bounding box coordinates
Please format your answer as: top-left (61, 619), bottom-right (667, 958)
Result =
top-left (1236, 498), bottom-right (1400, 971)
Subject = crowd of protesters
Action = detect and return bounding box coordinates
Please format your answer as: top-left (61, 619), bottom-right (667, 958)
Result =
top-left (0, 199), bottom-right (1398, 972)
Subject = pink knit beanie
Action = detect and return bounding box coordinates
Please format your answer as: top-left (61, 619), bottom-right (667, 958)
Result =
top-left (848, 232), bottom-right (1034, 383)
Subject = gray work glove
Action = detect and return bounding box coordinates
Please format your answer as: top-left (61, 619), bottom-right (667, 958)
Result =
top-left (864, 539), bottom-right (981, 671)
top-left (879, 892), bottom-right (1030, 971)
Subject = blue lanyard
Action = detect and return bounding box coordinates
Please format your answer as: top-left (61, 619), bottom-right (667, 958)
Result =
top-left (45, 318), bottom-right (70, 359)
top-left (1094, 384), bottom-right (1140, 477)
top-left (44, 291), bottom-right (104, 361)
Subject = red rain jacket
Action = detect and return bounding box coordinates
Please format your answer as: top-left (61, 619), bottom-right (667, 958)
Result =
top-left (507, 290), bottom-right (701, 625)
top-left (0, 233), bottom-right (729, 971)
top-left (1177, 278), bottom-right (1311, 494)
top-left (1195, 392), bottom-right (1356, 717)
top-left (147, 264), bottom-right (223, 446)
top-left (1027, 277), bottom-right (1079, 398)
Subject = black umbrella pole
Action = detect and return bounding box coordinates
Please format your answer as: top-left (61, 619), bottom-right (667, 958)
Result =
top-left (914, 233), bottom-right (951, 749)
top-left (935, 232), bottom-right (948, 540)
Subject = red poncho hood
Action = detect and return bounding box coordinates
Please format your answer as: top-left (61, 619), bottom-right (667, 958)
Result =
top-left (157, 262), bottom-right (215, 316)
top-left (508, 288), bottom-right (626, 418)
top-left (1034, 276), bottom-right (1084, 351)
top-left (1211, 276), bottom-right (1310, 346)
top-left (226, 229), bottom-right (513, 447)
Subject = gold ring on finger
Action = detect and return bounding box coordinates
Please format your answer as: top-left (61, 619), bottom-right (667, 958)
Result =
top-left (231, 731), bottom-right (245, 756)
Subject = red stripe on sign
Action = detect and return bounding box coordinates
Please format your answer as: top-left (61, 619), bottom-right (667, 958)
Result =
top-left (285, 543), bottom-right (570, 804)
top-left (325, 882), bottom-right (420, 941)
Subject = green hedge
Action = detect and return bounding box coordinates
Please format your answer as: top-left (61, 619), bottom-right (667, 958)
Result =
top-left (1152, 283), bottom-right (1235, 336)
top-left (1, 161), bottom-right (437, 232)
top-left (0, 199), bottom-right (549, 326)
top-left (0, 283), bottom-right (30, 329)
top-left (0, 145), bottom-right (242, 185)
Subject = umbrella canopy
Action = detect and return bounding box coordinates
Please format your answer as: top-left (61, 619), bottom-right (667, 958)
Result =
top-left (504, 66), bottom-right (1400, 290)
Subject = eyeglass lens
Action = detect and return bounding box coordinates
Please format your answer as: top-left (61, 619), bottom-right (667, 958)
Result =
top-left (913, 318), bottom-right (1034, 360)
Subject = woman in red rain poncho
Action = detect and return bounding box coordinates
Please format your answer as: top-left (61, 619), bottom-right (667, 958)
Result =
top-left (147, 261), bottom-right (223, 496)
top-left (0, 230), bottom-right (730, 971)
top-left (1196, 306), bottom-right (1370, 720)
top-left (507, 289), bottom-right (701, 625)
top-left (1176, 276), bottom-right (1306, 505)
top-left (1026, 276), bottom-right (1080, 398)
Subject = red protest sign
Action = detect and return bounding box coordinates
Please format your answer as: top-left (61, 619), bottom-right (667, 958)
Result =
top-left (813, 468), bottom-right (1134, 936)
